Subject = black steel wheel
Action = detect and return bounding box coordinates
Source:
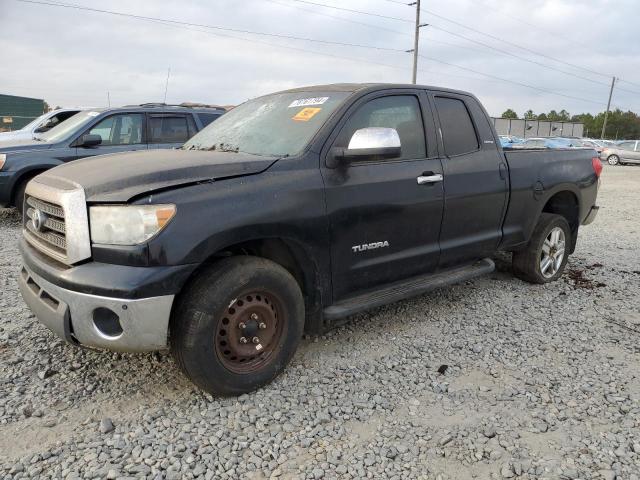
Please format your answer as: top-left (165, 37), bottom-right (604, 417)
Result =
top-left (171, 256), bottom-right (304, 396)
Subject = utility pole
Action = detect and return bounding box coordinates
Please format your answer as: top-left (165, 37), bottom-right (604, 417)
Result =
top-left (107, 91), bottom-right (111, 107)
top-left (163, 67), bottom-right (171, 104)
top-left (601, 76), bottom-right (615, 139)
top-left (411, 0), bottom-right (421, 84)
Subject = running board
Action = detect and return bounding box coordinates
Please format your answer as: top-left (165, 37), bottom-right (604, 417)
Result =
top-left (323, 258), bottom-right (495, 320)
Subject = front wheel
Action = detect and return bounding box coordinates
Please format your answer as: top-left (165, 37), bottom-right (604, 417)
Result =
top-left (13, 178), bottom-right (29, 216)
top-left (170, 256), bottom-right (305, 396)
top-left (512, 213), bottom-right (571, 284)
top-left (607, 154), bottom-right (620, 166)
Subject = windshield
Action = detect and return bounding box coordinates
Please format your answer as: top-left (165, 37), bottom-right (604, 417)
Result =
top-left (38, 110), bottom-right (102, 142)
top-left (183, 91), bottom-right (351, 156)
top-left (20, 112), bottom-right (50, 132)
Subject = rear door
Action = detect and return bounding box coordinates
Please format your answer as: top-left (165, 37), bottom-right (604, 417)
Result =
top-left (147, 113), bottom-right (196, 149)
top-left (74, 113), bottom-right (148, 159)
top-left (321, 90), bottom-right (444, 300)
top-left (617, 141), bottom-right (636, 161)
top-left (430, 92), bottom-right (509, 268)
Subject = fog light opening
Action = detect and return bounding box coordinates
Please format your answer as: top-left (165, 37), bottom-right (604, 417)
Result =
top-left (92, 307), bottom-right (123, 338)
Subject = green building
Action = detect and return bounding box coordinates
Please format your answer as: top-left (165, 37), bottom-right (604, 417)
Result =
top-left (0, 94), bottom-right (45, 132)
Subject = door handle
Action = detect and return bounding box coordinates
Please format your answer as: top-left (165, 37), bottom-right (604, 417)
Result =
top-left (417, 174), bottom-right (443, 185)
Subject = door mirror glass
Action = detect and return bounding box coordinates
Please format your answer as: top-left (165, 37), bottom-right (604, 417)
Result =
top-left (79, 134), bottom-right (103, 148)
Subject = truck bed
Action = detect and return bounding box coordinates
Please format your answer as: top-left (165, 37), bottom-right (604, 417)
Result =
top-left (500, 147), bottom-right (599, 250)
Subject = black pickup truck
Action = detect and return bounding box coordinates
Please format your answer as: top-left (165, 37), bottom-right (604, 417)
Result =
top-left (18, 84), bottom-right (601, 396)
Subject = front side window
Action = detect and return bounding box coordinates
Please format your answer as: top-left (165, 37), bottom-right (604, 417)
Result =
top-left (434, 96), bottom-right (479, 156)
top-left (337, 95), bottom-right (426, 160)
top-left (88, 114), bottom-right (144, 146)
top-left (149, 116), bottom-right (190, 143)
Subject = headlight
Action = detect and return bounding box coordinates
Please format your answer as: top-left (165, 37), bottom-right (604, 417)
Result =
top-left (89, 204), bottom-right (176, 245)
top-left (0, 154), bottom-right (6, 170)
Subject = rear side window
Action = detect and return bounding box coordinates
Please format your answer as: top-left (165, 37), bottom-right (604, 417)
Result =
top-left (434, 96), bottom-right (479, 156)
top-left (198, 113), bottom-right (222, 128)
top-left (149, 116), bottom-right (190, 143)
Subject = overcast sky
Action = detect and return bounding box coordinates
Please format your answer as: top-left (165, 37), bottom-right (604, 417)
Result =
top-left (1, 0), bottom-right (639, 117)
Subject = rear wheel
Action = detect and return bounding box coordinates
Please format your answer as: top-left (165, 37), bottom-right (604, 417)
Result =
top-left (607, 154), bottom-right (619, 166)
top-left (512, 213), bottom-right (571, 284)
top-left (170, 256), bottom-right (304, 396)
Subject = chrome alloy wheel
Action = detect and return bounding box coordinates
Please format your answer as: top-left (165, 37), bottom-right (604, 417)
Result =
top-left (540, 227), bottom-right (566, 278)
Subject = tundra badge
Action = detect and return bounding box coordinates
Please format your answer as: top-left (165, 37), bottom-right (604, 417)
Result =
top-left (352, 241), bottom-right (390, 253)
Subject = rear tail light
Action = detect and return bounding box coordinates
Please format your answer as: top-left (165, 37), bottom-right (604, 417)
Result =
top-left (592, 157), bottom-right (603, 177)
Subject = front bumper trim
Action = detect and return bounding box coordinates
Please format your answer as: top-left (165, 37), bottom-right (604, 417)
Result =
top-left (19, 264), bottom-right (174, 352)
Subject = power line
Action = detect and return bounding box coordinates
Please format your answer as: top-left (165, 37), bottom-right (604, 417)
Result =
top-left (418, 7), bottom-right (612, 80)
top-left (417, 54), bottom-right (608, 106)
top-left (426, 24), bottom-right (612, 89)
top-left (263, 0), bottom-right (408, 36)
top-left (286, 0), bottom-right (414, 23)
top-left (15, 0), bottom-right (407, 53)
top-left (12, 0), bottom-right (616, 108)
top-left (288, 0), bottom-right (613, 81)
top-left (472, 0), bottom-right (584, 48)
top-left (289, 0), bottom-right (640, 98)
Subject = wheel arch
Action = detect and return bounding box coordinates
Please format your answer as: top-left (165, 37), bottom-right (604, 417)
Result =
top-left (541, 189), bottom-right (580, 253)
top-left (9, 165), bottom-right (54, 206)
top-left (174, 236), bottom-right (325, 334)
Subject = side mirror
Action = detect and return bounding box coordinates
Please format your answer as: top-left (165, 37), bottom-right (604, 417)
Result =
top-left (34, 125), bottom-right (50, 133)
top-left (327, 127), bottom-right (401, 168)
top-left (78, 134), bottom-right (102, 148)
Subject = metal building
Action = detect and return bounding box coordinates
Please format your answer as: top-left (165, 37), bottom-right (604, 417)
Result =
top-left (0, 94), bottom-right (45, 132)
top-left (491, 117), bottom-right (584, 138)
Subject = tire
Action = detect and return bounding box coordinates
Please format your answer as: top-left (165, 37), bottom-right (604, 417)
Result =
top-left (13, 178), bottom-right (29, 216)
top-left (607, 155), bottom-right (619, 166)
top-left (170, 256), bottom-right (305, 396)
top-left (512, 213), bottom-right (571, 284)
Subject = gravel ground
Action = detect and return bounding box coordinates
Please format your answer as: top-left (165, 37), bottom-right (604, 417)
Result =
top-left (0, 166), bottom-right (639, 480)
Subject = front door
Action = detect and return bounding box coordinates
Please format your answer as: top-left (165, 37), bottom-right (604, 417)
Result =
top-left (431, 92), bottom-right (509, 268)
top-left (74, 113), bottom-right (148, 159)
top-left (322, 91), bottom-right (444, 301)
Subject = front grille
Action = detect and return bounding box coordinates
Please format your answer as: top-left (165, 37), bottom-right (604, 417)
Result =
top-left (24, 195), bottom-right (68, 257)
top-left (22, 178), bottom-right (91, 265)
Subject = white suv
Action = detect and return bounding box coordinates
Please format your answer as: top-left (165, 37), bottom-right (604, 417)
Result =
top-left (0, 109), bottom-right (81, 142)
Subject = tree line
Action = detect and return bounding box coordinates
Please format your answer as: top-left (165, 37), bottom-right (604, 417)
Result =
top-left (500, 108), bottom-right (640, 139)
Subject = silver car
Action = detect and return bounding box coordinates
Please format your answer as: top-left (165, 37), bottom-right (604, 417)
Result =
top-left (600, 140), bottom-right (640, 165)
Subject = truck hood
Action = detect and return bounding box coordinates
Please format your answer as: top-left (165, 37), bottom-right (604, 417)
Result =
top-left (39, 149), bottom-right (279, 202)
top-left (0, 138), bottom-right (53, 152)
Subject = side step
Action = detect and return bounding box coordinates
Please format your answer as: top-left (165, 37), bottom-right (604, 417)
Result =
top-left (323, 258), bottom-right (495, 320)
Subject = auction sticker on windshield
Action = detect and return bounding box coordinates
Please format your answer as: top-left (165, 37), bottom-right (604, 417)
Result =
top-left (292, 107), bottom-right (322, 122)
top-left (288, 97), bottom-right (329, 108)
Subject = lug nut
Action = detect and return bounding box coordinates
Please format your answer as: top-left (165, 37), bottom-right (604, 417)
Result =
top-left (250, 313), bottom-right (259, 320)
top-left (238, 322), bottom-right (246, 329)
top-left (259, 322), bottom-right (267, 329)
top-left (239, 337), bottom-right (248, 344)
top-left (252, 336), bottom-right (260, 344)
